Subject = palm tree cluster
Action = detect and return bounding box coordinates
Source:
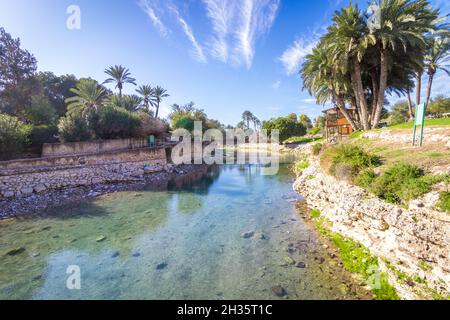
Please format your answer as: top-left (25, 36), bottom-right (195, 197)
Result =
top-left (301, 0), bottom-right (450, 131)
top-left (239, 111), bottom-right (261, 130)
top-left (66, 65), bottom-right (169, 119)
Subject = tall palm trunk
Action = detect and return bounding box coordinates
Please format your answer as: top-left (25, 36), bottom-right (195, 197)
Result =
top-left (425, 71), bottom-right (435, 107)
top-left (406, 86), bottom-right (414, 120)
top-left (371, 73), bottom-right (379, 124)
top-left (351, 59), bottom-right (370, 130)
top-left (155, 101), bottom-right (160, 118)
top-left (372, 49), bottom-right (388, 129)
top-left (415, 71), bottom-right (422, 106)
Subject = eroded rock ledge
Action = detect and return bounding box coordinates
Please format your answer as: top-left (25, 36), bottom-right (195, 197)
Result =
top-left (293, 144), bottom-right (450, 300)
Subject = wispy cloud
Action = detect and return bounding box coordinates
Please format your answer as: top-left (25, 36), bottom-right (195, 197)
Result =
top-left (301, 98), bottom-right (316, 103)
top-left (169, 4), bottom-right (207, 63)
top-left (278, 38), bottom-right (317, 76)
top-left (202, 0), bottom-right (235, 62)
top-left (233, 0), bottom-right (280, 68)
top-left (139, 0), bottom-right (169, 37)
top-left (139, 0), bottom-right (280, 67)
top-left (272, 80), bottom-right (281, 89)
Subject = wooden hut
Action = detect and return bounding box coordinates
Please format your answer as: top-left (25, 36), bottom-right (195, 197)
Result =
top-left (323, 107), bottom-right (357, 141)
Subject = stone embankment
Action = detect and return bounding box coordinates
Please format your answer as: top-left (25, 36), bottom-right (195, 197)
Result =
top-left (0, 147), bottom-right (168, 200)
top-left (293, 143), bottom-right (450, 299)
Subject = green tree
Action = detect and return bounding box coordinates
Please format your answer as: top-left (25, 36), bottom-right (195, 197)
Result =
top-left (299, 114), bottom-right (313, 129)
top-left (428, 95), bottom-right (450, 116)
top-left (242, 111), bottom-right (254, 130)
top-left (0, 28), bottom-right (37, 119)
top-left (0, 114), bottom-right (29, 160)
top-left (26, 93), bottom-right (57, 125)
top-left (262, 117), bottom-right (307, 142)
top-left (136, 85), bottom-right (154, 113)
top-left (65, 79), bottom-right (108, 116)
top-left (424, 37), bottom-right (450, 106)
top-left (151, 86), bottom-right (169, 119)
top-left (390, 100), bottom-right (410, 125)
top-left (104, 65), bottom-right (136, 98)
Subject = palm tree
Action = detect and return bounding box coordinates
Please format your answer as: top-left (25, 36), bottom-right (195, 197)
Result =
top-left (369, 0), bottom-right (439, 128)
top-left (151, 86), bottom-right (169, 119)
top-left (65, 79), bottom-right (108, 116)
top-left (326, 4), bottom-right (372, 130)
top-left (301, 43), bottom-right (359, 130)
top-left (424, 37), bottom-right (450, 106)
top-left (242, 111), bottom-right (253, 130)
top-left (136, 85), bottom-right (154, 113)
top-left (104, 65), bottom-right (136, 98)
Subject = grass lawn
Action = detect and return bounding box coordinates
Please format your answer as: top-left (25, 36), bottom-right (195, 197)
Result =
top-left (388, 118), bottom-right (450, 129)
top-left (284, 136), bottom-right (322, 144)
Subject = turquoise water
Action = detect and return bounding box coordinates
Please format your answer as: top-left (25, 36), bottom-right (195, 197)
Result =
top-left (0, 159), bottom-right (369, 300)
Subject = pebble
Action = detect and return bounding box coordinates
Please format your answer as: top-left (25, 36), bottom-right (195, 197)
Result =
top-left (283, 256), bottom-right (296, 265)
top-left (111, 251), bottom-right (120, 258)
top-left (296, 262), bottom-right (306, 268)
top-left (96, 236), bottom-right (107, 242)
top-left (271, 285), bottom-right (287, 297)
top-left (5, 247), bottom-right (26, 256)
top-left (241, 231), bottom-right (254, 239)
top-left (132, 252), bottom-right (141, 257)
top-left (156, 262), bottom-right (168, 270)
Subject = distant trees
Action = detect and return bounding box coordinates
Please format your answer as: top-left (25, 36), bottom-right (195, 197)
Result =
top-left (262, 116), bottom-right (306, 142)
top-left (428, 95), bottom-right (450, 117)
top-left (151, 86), bottom-right (169, 119)
top-left (169, 102), bottom-right (222, 132)
top-left (0, 114), bottom-right (29, 160)
top-left (390, 100), bottom-right (411, 125)
top-left (299, 114), bottom-right (313, 129)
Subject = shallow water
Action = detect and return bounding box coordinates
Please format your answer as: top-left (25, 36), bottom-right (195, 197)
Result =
top-left (0, 157), bottom-right (369, 300)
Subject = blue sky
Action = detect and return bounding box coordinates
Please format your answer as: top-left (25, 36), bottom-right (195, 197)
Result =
top-left (0, 0), bottom-right (449, 126)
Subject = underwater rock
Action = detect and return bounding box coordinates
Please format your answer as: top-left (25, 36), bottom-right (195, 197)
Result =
top-left (111, 251), bottom-right (120, 258)
top-left (296, 262), bottom-right (306, 268)
top-left (132, 252), bottom-right (141, 257)
top-left (96, 235), bottom-right (107, 242)
top-left (271, 285), bottom-right (287, 297)
top-left (241, 231), bottom-right (254, 239)
top-left (5, 247), bottom-right (26, 256)
top-left (283, 256), bottom-right (296, 266)
top-left (156, 262), bottom-right (168, 270)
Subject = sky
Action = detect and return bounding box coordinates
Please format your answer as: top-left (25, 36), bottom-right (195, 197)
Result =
top-left (0, 0), bottom-right (449, 126)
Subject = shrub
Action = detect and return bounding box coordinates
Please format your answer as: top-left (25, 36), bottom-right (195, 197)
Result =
top-left (309, 127), bottom-right (321, 135)
top-left (58, 113), bottom-right (93, 142)
top-left (330, 145), bottom-right (381, 179)
top-left (369, 163), bottom-right (432, 204)
top-left (312, 143), bottom-right (323, 155)
top-left (355, 169), bottom-right (377, 188)
top-left (95, 106), bottom-right (141, 140)
top-left (437, 192), bottom-right (450, 213)
top-left (136, 112), bottom-right (168, 137)
top-left (28, 125), bottom-right (58, 149)
top-left (263, 117), bottom-right (307, 142)
top-left (0, 114), bottom-right (29, 160)
top-left (26, 93), bottom-right (57, 125)
top-left (174, 116), bottom-right (195, 131)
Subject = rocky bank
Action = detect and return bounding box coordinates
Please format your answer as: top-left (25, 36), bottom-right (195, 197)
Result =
top-left (293, 143), bottom-right (450, 300)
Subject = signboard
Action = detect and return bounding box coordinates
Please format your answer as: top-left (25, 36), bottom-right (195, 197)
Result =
top-left (413, 103), bottom-right (426, 147)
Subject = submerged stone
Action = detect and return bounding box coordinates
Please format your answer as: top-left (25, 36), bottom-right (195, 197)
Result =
top-left (156, 262), bottom-right (168, 270)
top-left (271, 285), bottom-right (287, 297)
top-left (5, 247), bottom-right (26, 256)
top-left (96, 236), bottom-right (107, 242)
top-left (241, 231), bottom-right (254, 239)
top-left (283, 256), bottom-right (296, 265)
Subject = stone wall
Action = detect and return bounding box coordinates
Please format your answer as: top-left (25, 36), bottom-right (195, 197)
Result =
top-left (293, 144), bottom-right (450, 299)
top-left (0, 147), bottom-right (167, 199)
top-left (42, 138), bottom-right (149, 157)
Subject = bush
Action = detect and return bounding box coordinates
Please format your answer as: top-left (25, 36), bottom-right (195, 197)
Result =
top-left (368, 163), bottom-right (435, 204)
top-left (355, 169), bottom-right (377, 188)
top-left (0, 114), bottom-right (29, 160)
top-left (437, 192), bottom-right (450, 213)
top-left (58, 113), bottom-right (93, 142)
top-left (26, 93), bottom-right (57, 125)
top-left (174, 116), bottom-right (195, 131)
top-left (262, 117), bottom-right (307, 142)
top-left (330, 145), bottom-right (381, 179)
top-left (95, 106), bottom-right (141, 140)
top-left (28, 125), bottom-right (58, 149)
top-left (309, 127), bottom-right (321, 135)
top-left (312, 143), bottom-right (323, 155)
top-left (136, 112), bottom-right (168, 137)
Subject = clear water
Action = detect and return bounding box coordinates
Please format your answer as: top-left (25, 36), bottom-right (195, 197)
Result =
top-left (0, 156), bottom-right (369, 300)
